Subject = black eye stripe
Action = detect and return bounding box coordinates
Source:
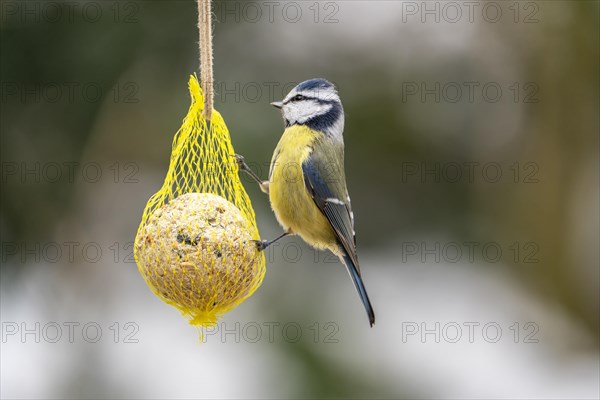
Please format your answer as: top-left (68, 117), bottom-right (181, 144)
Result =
top-left (284, 95), bottom-right (338, 105)
top-left (285, 94), bottom-right (308, 103)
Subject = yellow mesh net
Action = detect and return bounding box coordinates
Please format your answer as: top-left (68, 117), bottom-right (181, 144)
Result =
top-left (134, 75), bottom-right (265, 329)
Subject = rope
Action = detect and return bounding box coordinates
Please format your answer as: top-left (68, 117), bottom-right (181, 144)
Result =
top-left (197, 0), bottom-right (213, 120)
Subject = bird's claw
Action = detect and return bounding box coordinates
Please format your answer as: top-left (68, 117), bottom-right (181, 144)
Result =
top-left (234, 154), bottom-right (246, 170)
top-left (251, 239), bottom-right (268, 251)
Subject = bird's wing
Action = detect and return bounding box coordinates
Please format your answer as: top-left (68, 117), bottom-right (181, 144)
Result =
top-left (303, 137), bottom-right (375, 327)
top-left (302, 140), bottom-right (360, 273)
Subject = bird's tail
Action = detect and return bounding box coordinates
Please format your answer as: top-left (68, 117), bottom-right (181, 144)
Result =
top-left (341, 253), bottom-right (375, 327)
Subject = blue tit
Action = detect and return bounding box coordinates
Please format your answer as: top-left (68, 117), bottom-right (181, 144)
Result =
top-left (236, 79), bottom-right (375, 327)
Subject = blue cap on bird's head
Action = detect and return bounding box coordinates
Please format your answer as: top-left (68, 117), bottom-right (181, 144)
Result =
top-left (271, 78), bottom-right (344, 134)
top-left (296, 78), bottom-right (335, 92)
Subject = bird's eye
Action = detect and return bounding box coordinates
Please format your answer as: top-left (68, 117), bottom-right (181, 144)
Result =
top-left (292, 94), bottom-right (305, 102)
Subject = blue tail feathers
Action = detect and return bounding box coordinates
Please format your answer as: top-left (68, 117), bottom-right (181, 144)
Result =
top-left (342, 253), bottom-right (375, 327)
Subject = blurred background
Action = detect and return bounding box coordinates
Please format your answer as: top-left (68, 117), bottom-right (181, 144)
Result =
top-left (1, 0), bottom-right (599, 398)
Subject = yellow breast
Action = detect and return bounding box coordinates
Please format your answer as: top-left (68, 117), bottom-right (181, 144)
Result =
top-left (268, 125), bottom-right (336, 250)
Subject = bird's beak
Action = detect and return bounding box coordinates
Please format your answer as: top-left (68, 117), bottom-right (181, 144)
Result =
top-left (270, 101), bottom-right (283, 109)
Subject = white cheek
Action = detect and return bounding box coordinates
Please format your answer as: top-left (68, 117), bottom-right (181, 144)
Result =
top-left (283, 104), bottom-right (303, 124)
top-left (284, 102), bottom-right (332, 124)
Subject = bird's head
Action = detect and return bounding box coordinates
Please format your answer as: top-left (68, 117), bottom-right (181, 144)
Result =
top-left (272, 78), bottom-right (344, 135)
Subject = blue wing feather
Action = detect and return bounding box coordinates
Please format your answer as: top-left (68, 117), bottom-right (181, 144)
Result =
top-left (301, 157), bottom-right (357, 264)
top-left (302, 153), bottom-right (375, 326)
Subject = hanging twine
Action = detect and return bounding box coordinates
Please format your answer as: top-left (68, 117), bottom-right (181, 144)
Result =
top-left (197, 0), bottom-right (214, 120)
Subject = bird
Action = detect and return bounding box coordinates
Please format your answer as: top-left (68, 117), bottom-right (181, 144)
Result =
top-left (236, 78), bottom-right (375, 327)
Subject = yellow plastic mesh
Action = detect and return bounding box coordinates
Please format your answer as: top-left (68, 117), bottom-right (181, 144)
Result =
top-left (134, 75), bottom-right (265, 329)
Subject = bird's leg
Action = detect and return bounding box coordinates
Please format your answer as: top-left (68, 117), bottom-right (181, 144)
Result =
top-left (234, 154), bottom-right (269, 194)
top-left (253, 231), bottom-right (291, 251)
